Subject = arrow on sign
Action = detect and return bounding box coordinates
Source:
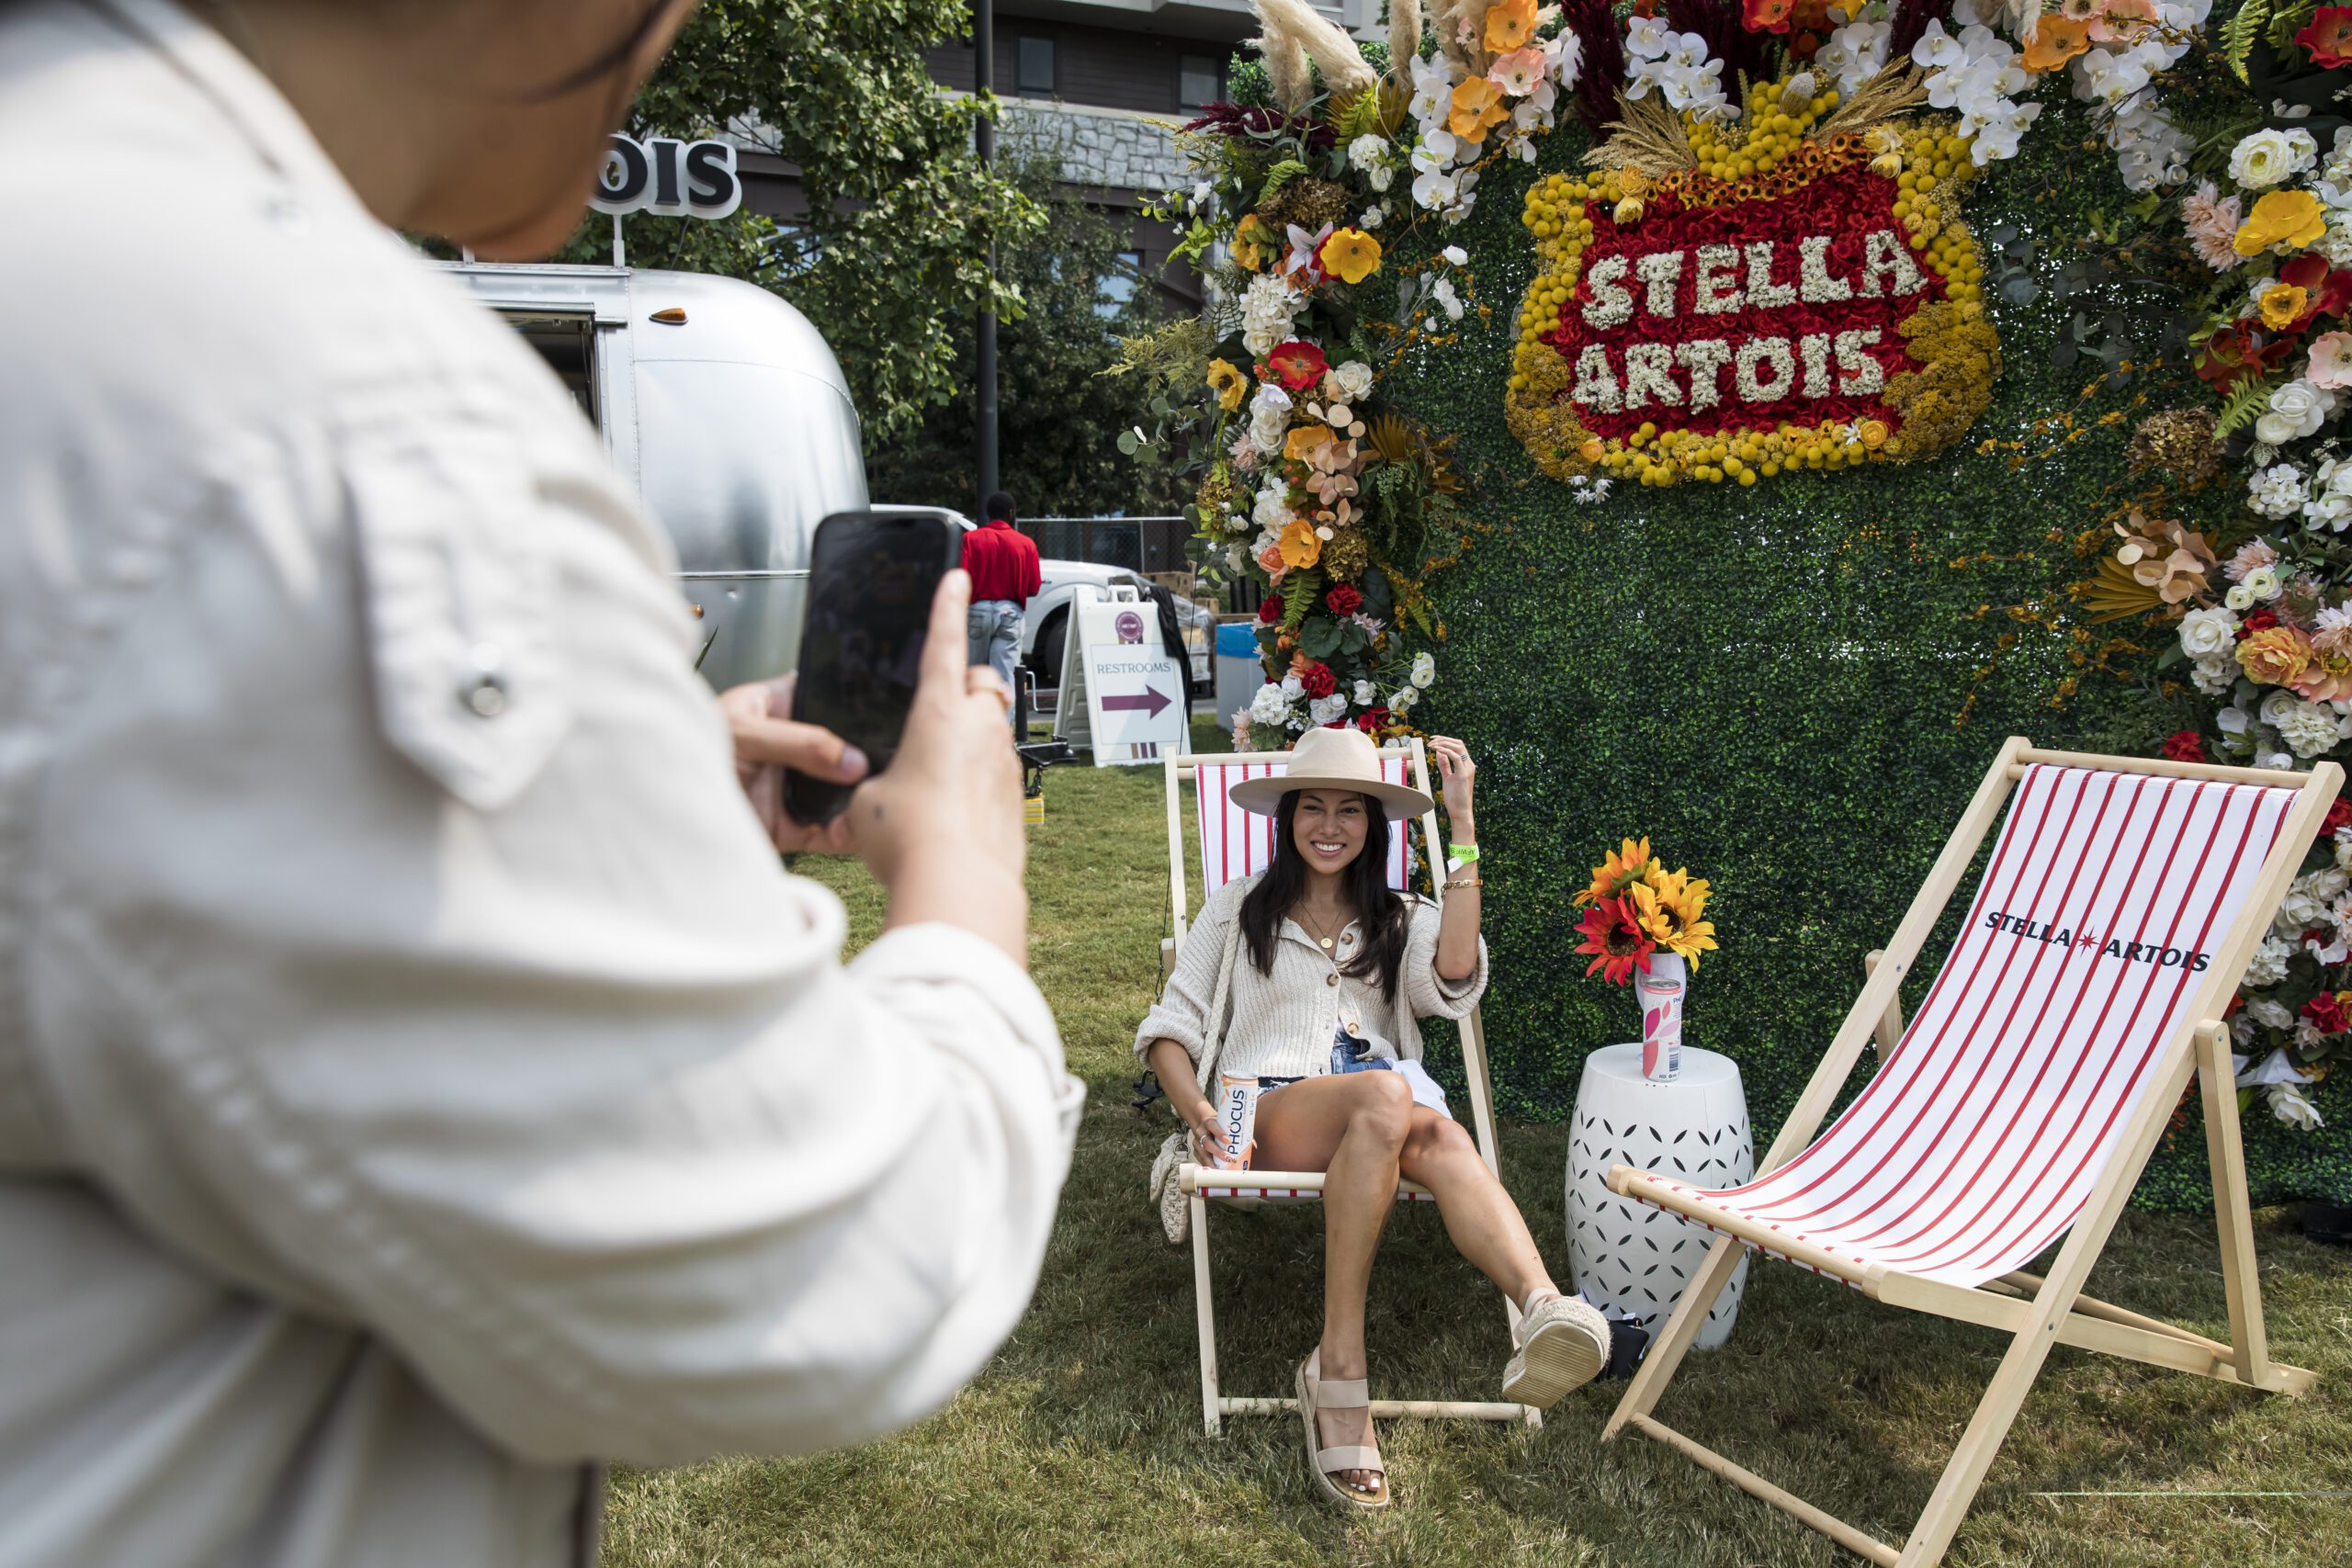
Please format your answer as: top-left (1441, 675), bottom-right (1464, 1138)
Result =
top-left (1102, 686), bottom-right (1175, 718)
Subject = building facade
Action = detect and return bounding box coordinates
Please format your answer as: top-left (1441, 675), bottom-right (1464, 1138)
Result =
top-left (730, 1), bottom-right (1386, 310)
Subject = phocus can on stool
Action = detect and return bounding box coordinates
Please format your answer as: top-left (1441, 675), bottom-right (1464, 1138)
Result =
top-left (1636, 953), bottom-right (1686, 1081)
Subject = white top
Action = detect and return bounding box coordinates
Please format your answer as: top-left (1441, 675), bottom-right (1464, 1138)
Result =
top-left (1136, 874), bottom-right (1487, 1082)
top-left (0, 4), bottom-right (1081, 1564)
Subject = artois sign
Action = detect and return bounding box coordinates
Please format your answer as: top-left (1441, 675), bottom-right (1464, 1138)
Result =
top-left (1507, 96), bottom-right (1999, 490)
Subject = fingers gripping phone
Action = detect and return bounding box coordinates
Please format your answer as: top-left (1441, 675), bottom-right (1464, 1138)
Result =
top-left (784, 509), bottom-right (964, 825)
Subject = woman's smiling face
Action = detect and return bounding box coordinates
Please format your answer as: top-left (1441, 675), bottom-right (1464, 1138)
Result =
top-left (1292, 789), bottom-right (1370, 874)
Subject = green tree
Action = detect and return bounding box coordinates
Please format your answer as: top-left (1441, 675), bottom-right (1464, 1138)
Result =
top-left (865, 157), bottom-right (1187, 517)
top-left (563, 0), bottom-right (1042, 441)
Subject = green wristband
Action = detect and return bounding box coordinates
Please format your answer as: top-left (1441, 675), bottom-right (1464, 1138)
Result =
top-left (1449, 842), bottom-right (1479, 863)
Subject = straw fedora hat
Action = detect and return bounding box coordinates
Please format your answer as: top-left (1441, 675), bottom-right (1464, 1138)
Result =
top-left (1228, 726), bottom-right (1433, 821)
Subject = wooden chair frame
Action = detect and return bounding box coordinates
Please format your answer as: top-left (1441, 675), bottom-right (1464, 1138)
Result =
top-left (1602, 738), bottom-right (2337, 1567)
top-left (1159, 739), bottom-right (1538, 1434)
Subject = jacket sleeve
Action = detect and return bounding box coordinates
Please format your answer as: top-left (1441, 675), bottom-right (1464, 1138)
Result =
top-left (1134, 877), bottom-right (1246, 1073)
top-left (28, 412), bottom-right (1082, 1471)
top-left (1402, 896), bottom-right (1488, 1021)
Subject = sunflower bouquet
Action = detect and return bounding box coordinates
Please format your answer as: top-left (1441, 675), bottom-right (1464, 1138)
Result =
top-left (1572, 838), bottom-right (1717, 986)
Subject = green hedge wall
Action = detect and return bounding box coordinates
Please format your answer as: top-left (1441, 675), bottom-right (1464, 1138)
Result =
top-left (1384, 103), bottom-right (2352, 1210)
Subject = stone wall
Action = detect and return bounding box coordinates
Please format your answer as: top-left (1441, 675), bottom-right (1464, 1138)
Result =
top-left (1001, 100), bottom-right (1189, 197)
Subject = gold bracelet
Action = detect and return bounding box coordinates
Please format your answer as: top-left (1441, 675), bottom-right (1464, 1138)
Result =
top-left (1443, 876), bottom-right (1483, 890)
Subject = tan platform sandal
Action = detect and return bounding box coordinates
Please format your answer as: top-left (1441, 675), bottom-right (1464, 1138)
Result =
top-left (1295, 1349), bottom-right (1389, 1510)
top-left (1500, 1292), bottom-right (1610, 1409)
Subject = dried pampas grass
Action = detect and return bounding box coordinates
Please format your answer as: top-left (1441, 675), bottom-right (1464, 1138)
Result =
top-left (1251, 0), bottom-right (1376, 98)
top-left (1386, 0), bottom-right (1421, 85)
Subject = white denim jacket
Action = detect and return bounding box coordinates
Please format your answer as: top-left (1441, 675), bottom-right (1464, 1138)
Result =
top-left (0, 4), bottom-right (1082, 1565)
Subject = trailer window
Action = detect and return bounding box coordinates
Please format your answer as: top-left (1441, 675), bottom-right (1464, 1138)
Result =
top-left (498, 310), bottom-right (600, 426)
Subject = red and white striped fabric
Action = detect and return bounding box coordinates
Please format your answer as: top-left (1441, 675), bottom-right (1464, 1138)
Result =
top-left (1196, 1182), bottom-right (1437, 1204)
top-left (1642, 764), bottom-right (2300, 1289)
top-left (1193, 757), bottom-right (1414, 900)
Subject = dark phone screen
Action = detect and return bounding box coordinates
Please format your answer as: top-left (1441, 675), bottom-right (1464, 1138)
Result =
top-left (785, 513), bottom-right (958, 823)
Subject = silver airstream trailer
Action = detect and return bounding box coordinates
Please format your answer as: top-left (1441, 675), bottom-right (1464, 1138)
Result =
top-left (441, 261), bottom-right (864, 691)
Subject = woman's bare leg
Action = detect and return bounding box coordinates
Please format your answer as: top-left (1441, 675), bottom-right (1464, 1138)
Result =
top-left (1398, 1107), bottom-right (1556, 1309)
top-left (1252, 1071), bottom-right (1415, 1497)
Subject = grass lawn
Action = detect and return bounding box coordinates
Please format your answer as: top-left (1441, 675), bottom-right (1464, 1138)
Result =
top-left (605, 721), bottom-right (2352, 1568)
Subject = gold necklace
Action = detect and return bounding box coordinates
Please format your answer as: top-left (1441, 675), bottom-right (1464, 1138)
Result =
top-left (1295, 905), bottom-right (1348, 953)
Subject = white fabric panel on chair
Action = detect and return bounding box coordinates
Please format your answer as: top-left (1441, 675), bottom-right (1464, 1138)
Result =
top-left (1193, 757), bottom-right (1413, 899)
top-left (1646, 764), bottom-right (2299, 1289)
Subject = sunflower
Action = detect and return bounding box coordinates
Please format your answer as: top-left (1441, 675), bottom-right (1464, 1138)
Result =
top-left (1631, 869), bottom-right (1719, 967)
top-left (1577, 836), bottom-right (1657, 907)
top-left (1205, 358), bottom-right (1247, 412)
top-left (1576, 897), bottom-right (1657, 985)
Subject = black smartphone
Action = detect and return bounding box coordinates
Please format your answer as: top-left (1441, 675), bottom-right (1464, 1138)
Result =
top-left (784, 508), bottom-right (964, 825)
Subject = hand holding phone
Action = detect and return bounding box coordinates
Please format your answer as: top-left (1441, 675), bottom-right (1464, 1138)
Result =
top-left (785, 510), bottom-right (964, 825)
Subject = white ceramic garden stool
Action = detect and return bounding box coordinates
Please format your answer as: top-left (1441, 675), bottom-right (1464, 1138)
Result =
top-left (1566, 1043), bottom-right (1753, 1349)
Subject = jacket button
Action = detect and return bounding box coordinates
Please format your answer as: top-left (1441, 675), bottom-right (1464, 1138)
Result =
top-left (1344, 1021), bottom-right (1361, 1037)
top-left (1325, 972), bottom-right (1340, 987)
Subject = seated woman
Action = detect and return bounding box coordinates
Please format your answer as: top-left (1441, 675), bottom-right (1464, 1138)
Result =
top-left (1137, 727), bottom-right (1626, 1512)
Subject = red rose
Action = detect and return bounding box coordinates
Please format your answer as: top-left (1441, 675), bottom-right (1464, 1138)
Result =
top-left (1353, 706), bottom-right (1390, 735)
top-left (1300, 661), bottom-right (1336, 699)
top-left (2324, 795), bottom-right (2352, 837)
top-left (2238, 607), bottom-right (2280, 640)
top-left (1258, 595), bottom-right (1283, 623)
top-left (2161, 730), bottom-right (2207, 763)
top-left (2302, 991), bottom-right (2348, 1034)
top-left (1325, 584), bottom-right (1363, 616)
top-left (1742, 0), bottom-right (1793, 31)
top-left (1266, 340), bottom-right (1329, 394)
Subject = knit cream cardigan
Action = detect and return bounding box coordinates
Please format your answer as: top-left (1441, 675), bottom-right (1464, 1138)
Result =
top-left (1134, 873), bottom-right (1487, 1083)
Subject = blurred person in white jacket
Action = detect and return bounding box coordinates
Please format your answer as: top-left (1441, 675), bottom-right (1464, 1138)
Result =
top-left (0, 2), bottom-right (1082, 1565)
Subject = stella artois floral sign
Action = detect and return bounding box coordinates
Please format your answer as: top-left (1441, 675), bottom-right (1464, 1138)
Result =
top-left (1507, 73), bottom-right (2000, 490)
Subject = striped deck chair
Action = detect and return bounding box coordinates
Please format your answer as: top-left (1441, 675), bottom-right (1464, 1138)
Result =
top-left (1605, 739), bottom-right (2338, 1568)
top-left (1158, 741), bottom-right (1535, 1434)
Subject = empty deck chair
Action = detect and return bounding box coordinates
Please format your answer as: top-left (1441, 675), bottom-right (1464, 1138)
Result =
top-left (1158, 740), bottom-right (1533, 1434)
top-left (1603, 739), bottom-right (2336, 1567)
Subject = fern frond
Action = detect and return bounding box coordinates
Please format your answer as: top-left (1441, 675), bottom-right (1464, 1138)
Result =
top-left (2214, 373), bottom-right (2278, 438)
top-left (2220, 0), bottom-right (2269, 81)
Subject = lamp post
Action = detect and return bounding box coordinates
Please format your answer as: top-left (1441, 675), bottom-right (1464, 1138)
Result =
top-left (974, 0), bottom-right (1000, 507)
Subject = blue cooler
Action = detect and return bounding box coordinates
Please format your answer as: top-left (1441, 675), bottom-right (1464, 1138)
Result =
top-left (1214, 621), bottom-right (1265, 734)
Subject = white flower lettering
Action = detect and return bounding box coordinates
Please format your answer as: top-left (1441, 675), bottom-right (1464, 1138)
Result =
top-left (1735, 337), bottom-right (1797, 401)
top-left (1798, 235), bottom-right (1854, 303)
top-left (1623, 343), bottom-right (1683, 409)
top-left (1692, 243), bottom-right (1743, 314)
top-left (1582, 254), bottom-right (1634, 329)
top-left (1834, 328), bottom-right (1885, 394)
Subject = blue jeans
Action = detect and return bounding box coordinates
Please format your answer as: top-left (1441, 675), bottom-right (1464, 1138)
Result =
top-left (967, 599), bottom-right (1023, 728)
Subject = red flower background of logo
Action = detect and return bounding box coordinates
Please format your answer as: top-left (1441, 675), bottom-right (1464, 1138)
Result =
top-left (2302, 991), bottom-right (2348, 1035)
top-left (2324, 795), bottom-right (2352, 838)
top-left (1258, 595), bottom-right (1283, 623)
top-left (1325, 583), bottom-right (1363, 616)
top-left (1299, 660), bottom-right (1337, 699)
top-left (1541, 164), bottom-right (1944, 443)
top-left (2161, 729), bottom-right (2207, 763)
top-left (2237, 607), bottom-right (2281, 640)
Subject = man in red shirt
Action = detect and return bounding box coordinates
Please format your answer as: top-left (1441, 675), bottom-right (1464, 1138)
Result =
top-left (963, 491), bottom-right (1043, 728)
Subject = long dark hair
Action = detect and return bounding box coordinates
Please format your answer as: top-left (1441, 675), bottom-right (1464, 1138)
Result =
top-left (1238, 791), bottom-right (1410, 1002)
